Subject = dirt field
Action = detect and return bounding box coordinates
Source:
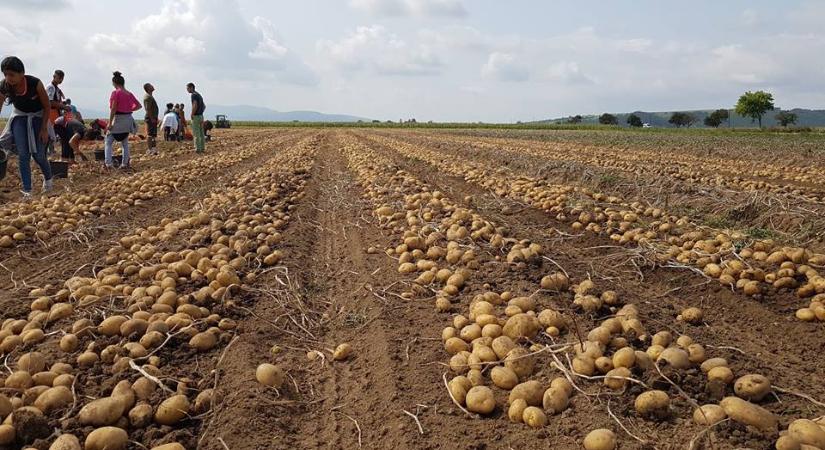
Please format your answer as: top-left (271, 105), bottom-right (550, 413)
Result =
top-left (0, 128), bottom-right (824, 450)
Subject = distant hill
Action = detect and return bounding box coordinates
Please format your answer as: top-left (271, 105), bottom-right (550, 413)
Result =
top-left (545, 108), bottom-right (825, 128)
top-left (2, 104), bottom-right (369, 123)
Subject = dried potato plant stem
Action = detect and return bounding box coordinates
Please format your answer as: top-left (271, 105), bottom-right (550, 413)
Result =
top-left (441, 372), bottom-right (476, 418)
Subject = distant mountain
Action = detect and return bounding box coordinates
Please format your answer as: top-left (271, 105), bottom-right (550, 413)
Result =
top-left (545, 108), bottom-right (825, 128)
top-left (205, 105), bottom-right (368, 123)
top-left (2, 104), bottom-right (368, 123)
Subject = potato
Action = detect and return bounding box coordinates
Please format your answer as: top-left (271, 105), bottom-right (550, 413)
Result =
top-left (256, 363), bottom-right (285, 388)
top-left (522, 406), bottom-right (547, 428)
top-left (542, 387), bottom-right (569, 414)
top-left (0, 394), bottom-right (11, 419)
top-left (537, 309), bottom-right (566, 329)
top-left (445, 337), bottom-right (469, 355)
top-left (18, 352), bottom-right (46, 374)
top-left (78, 396), bottom-right (126, 426)
top-left (572, 356), bottom-right (596, 376)
top-left (490, 366), bottom-right (519, 390)
top-left (692, 404), bottom-right (727, 425)
top-left (700, 357), bottom-right (728, 373)
top-left (189, 332), bottom-right (217, 352)
top-left (734, 374), bottom-right (771, 402)
top-left (583, 429), bottom-right (617, 450)
top-left (720, 396), bottom-right (778, 431)
top-left (193, 388), bottom-right (221, 414)
top-left (465, 386), bottom-right (496, 414)
top-left (594, 356), bottom-right (613, 374)
top-left (128, 403), bottom-right (153, 428)
top-left (678, 307), bottom-right (704, 324)
top-left (491, 336), bottom-right (516, 360)
top-left (652, 331), bottom-right (672, 347)
top-left (502, 313), bottom-right (539, 340)
top-left (132, 377), bottom-right (157, 400)
top-left (32, 371), bottom-right (58, 386)
top-left (775, 436), bottom-right (802, 450)
top-left (504, 347), bottom-right (534, 379)
top-left (657, 347), bottom-right (691, 369)
top-left (707, 366), bottom-right (734, 384)
top-left (151, 444), bottom-right (186, 450)
top-left (84, 427), bottom-right (128, 450)
top-left (0, 424), bottom-right (15, 445)
top-left (155, 394), bottom-right (189, 425)
top-left (448, 376), bottom-right (471, 405)
top-left (604, 367), bottom-right (631, 391)
top-left (333, 343), bottom-right (353, 361)
top-left (788, 419), bottom-right (825, 448)
top-left (612, 347), bottom-right (635, 369)
top-left (49, 433), bottom-right (81, 450)
top-left (508, 398), bottom-right (527, 423)
top-left (466, 369), bottom-right (484, 387)
top-left (33, 386), bottom-right (73, 414)
top-left (634, 390), bottom-right (670, 419)
top-left (449, 353), bottom-right (469, 373)
top-left (508, 380), bottom-right (543, 406)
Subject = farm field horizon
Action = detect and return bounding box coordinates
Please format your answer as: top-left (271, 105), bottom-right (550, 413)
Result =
top-left (0, 126), bottom-right (824, 449)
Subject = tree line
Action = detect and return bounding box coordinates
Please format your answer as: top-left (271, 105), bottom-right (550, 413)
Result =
top-left (580, 90), bottom-right (799, 129)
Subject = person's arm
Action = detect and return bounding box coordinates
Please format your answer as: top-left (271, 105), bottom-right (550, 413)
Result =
top-left (191, 98), bottom-right (198, 120)
top-left (0, 93), bottom-right (5, 116)
top-left (128, 91), bottom-right (142, 113)
top-left (36, 82), bottom-right (51, 143)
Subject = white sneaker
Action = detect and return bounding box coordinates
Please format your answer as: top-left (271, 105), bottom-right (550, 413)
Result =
top-left (20, 190), bottom-right (32, 201)
top-left (43, 178), bottom-right (53, 193)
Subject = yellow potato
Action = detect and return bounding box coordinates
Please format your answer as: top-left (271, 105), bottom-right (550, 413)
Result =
top-left (583, 429), bottom-right (617, 450)
top-left (256, 363), bottom-right (285, 388)
top-left (78, 397), bottom-right (126, 426)
top-left (720, 396), bottom-right (778, 431)
top-left (692, 404), bottom-right (727, 425)
top-left (508, 380), bottom-right (543, 406)
top-left (522, 406), bottom-right (547, 428)
top-left (49, 433), bottom-right (81, 450)
top-left (465, 386), bottom-right (495, 414)
top-left (635, 390), bottom-right (670, 419)
top-left (84, 427), bottom-right (128, 450)
top-left (508, 398), bottom-right (527, 423)
top-left (154, 394), bottom-right (190, 425)
top-left (490, 366), bottom-right (519, 390)
top-left (33, 386), bottom-right (73, 414)
top-left (788, 419), bottom-right (825, 448)
top-left (734, 374), bottom-right (771, 402)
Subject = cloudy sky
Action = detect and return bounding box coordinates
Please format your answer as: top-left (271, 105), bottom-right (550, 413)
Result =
top-left (1, 0), bottom-right (824, 122)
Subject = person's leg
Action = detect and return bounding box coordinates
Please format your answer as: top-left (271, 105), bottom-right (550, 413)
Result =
top-left (104, 132), bottom-right (115, 167)
top-left (60, 133), bottom-right (73, 160)
top-left (30, 123), bottom-right (53, 190)
top-left (10, 117), bottom-right (33, 193)
top-left (121, 138), bottom-right (130, 168)
top-left (69, 134), bottom-right (81, 160)
top-left (193, 115), bottom-right (205, 153)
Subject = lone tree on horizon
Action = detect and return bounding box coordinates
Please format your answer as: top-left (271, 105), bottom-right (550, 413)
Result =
top-left (735, 90), bottom-right (774, 128)
top-left (627, 113), bottom-right (643, 127)
top-left (599, 113), bottom-right (618, 125)
top-left (669, 112), bottom-right (695, 128)
top-left (704, 109), bottom-right (730, 128)
top-left (775, 110), bottom-right (798, 127)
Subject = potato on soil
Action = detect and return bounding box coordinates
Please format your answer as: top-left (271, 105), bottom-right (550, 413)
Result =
top-left (719, 396), bottom-right (778, 431)
top-left (465, 386), bottom-right (496, 414)
top-left (49, 433), bottom-right (81, 450)
top-left (256, 363), bottom-right (285, 388)
top-left (788, 419), bottom-right (825, 448)
top-left (333, 343), bottom-right (353, 361)
top-left (734, 374), bottom-right (772, 402)
top-left (0, 394), bottom-right (11, 419)
top-left (502, 313), bottom-right (539, 340)
top-left (508, 380), bottom-right (543, 406)
top-left (508, 398), bottom-right (527, 423)
top-left (129, 403), bottom-right (153, 428)
top-left (635, 390), bottom-right (670, 419)
top-left (693, 404), bottom-right (727, 425)
top-left (583, 429), bottom-right (617, 450)
top-left (678, 307), bottom-right (704, 324)
top-left (542, 387), bottom-right (569, 414)
top-left (84, 427), bottom-right (128, 450)
top-left (155, 394), bottom-right (190, 425)
top-left (448, 376), bottom-right (472, 405)
top-left (78, 397), bottom-right (126, 426)
top-left (490, 366), bottom-right (519, 390)
top-left (522, 406), bottom-right (547, 428)
top-left (151, 444), bottom-right (186, 450)
top-left (33, 386), bottom-right (73, 414)
top-left (0, 424), bottom-right (14, 445)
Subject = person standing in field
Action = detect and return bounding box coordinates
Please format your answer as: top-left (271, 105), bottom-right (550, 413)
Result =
top-left (46, 69), bottom-right (66, 154)
top-left (105, 71), bottom-right (141, 170)
top-left (177, 103), bottom-right (187, 142)
top-left (142, 83), bottom-right (159, 155)
top-left (161, 103), bottom-right (178, 141)
top-left (187, 82), bottom-right (206, 153)
top-left (0, 56), bottom-right (54, 199)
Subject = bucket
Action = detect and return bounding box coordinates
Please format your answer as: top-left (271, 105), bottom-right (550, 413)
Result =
top-left (112, 155), bottom-right (123, 167)
top-left (94, 149), bottom-right (105, 161)
top-left (50, 160), bottom-right (69, 179)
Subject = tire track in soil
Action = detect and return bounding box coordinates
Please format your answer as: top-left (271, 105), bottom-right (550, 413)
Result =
top-left (353, 130), bottom-right (825, 449)
top-left (0, 130), bottom-right (310, 317)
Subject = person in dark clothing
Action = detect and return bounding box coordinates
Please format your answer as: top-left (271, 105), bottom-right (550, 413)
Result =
top-left (143, 83), bottom-right (159, 154)
top-left (187, 82), bottom-right (206, 153)
top-left (54, 116), bottom-right (87, 161)
top-left (0, 56), bottom-right (54, 198)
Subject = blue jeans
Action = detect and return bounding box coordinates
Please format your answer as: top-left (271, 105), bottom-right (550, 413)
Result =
top-left (104, 132), bottom-right (130, 167)
top-left (11, 116), bottom-right (52, 192)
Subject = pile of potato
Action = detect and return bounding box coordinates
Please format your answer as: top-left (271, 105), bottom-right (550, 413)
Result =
top-left (0, 139), bottom-right (316, 448)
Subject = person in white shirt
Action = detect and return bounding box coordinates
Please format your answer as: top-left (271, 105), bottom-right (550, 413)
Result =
top-left (161, 103), bottom-right (178, 142)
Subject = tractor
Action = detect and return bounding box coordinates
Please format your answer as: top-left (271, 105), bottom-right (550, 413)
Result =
top-left (215, 115), bottom-right (231, 129)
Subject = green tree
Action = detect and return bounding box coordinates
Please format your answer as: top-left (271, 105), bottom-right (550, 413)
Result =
top-left (598, 113), bottom-right (618, 125)
top-left (567, 115), bottom-right (583, 124)
top-left (669, 112), bottom-right (695, 128)
top-left (735, 90), bottom-right (775, 128)
top-left (627, 114), bottom-right (643, 127)
top-left (775, 111), bottom-right (798, 127)
top-left (703, 109), bottom-right (729, 128)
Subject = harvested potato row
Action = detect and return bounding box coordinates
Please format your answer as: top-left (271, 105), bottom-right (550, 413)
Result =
top-left (368, 134), bottom-right (825, 319)
top-left (0, 137), bottom-right (317, 448)
top-left (0, 132), bottom-right (300, 250)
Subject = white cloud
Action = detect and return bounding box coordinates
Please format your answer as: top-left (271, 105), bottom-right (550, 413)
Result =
top-left (481, 52), bottom-right (529, 82)
top-left (318, 25), bottom-right (444, 76)
top-left (541, 61), bottom-right (594, 85)
top-left (349, 0), bottom-right (467, 17)
top-left (742, 9), bottom-right (760, 27)
top-left (88, 0), bottom-right (317, 85)
top-left (615, 38), bottom-right (653, 53)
